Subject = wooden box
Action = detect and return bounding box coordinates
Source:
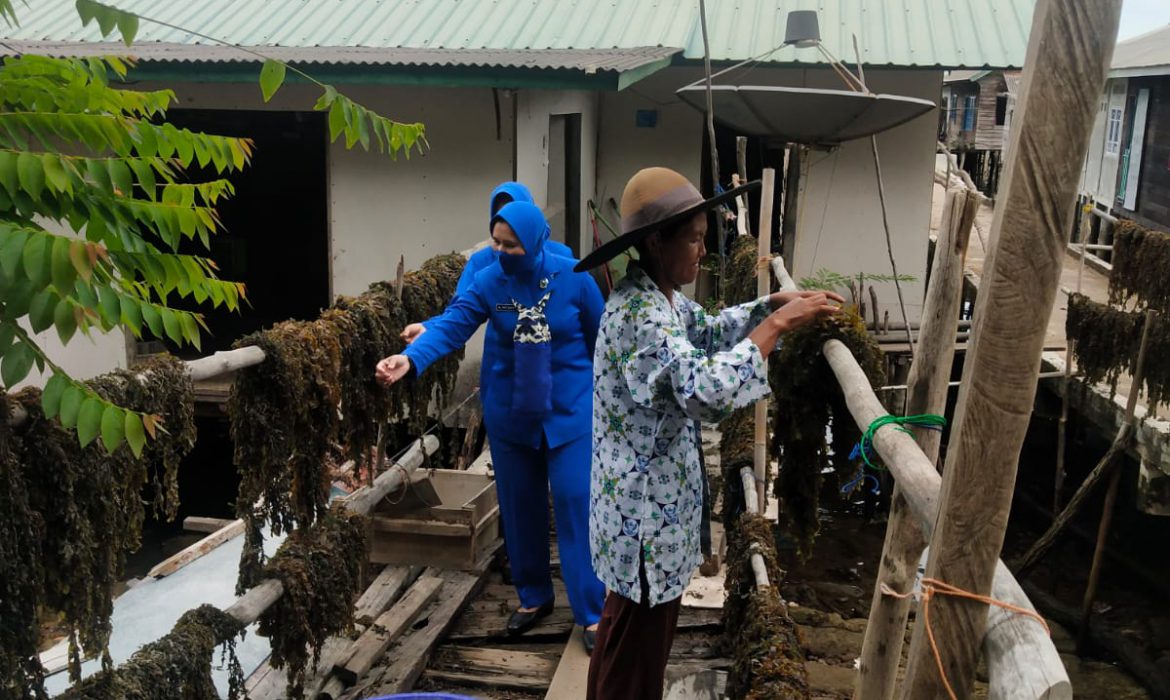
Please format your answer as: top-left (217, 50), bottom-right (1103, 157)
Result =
top-left (369, 469), bottom-right (501, 571)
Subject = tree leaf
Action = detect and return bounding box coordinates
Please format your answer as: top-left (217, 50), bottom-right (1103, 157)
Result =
top-left (160, 307), bottom-right (182, 344)
top-left (77, 396), bottom-right (103, 447)
top-left (259, 59), bottom-right (286, 103)
top-left (59, 385), bottom-right (84, 428)
top-left (69, 239), bottom-right (91, 281)
top-left (328, 99), bottom-right (346, 141)
top-left (100, 404), bottom-right (125, 451)
top-left (0, 324), bottom-right (13, 354)
top-left (108, 159), bottom-right (132, 197)
top-left (120, 296), bottom-right (143, 336)
top-left (129, 158), bottom-right (156, 200)
top-left (116, 11), bottom-right (138, 46)
top-left (21, 233), bottom-right (49, 287)
top-left (125, 411), bottom-right (146, 457)
top-left (0, 341), bottom-right (34, 388)
top-left (42, 154), bottom-right (70, 194)
top-left (54, 298), bottom-right (78, 344)
top-left (0, 227), bottom-right (29, 278)
top-left (178, 311), bottom-right (201, 350)
top-left (140, 303), bottom-right (163, 339)
top-left (0, 151), bottom-right (19, 198)
top-left (41, 373), bottom-right (68, 418)
top-left (50, 235), bottom-right (76, 293)
top-left (28, 290), bottom-right (57, 333)
top-left (97, 286), bottom-right (120, 328)
top-left (16, 152), bottom-right (45, 201)
top-left (142, 412), bottom-right (158, 439)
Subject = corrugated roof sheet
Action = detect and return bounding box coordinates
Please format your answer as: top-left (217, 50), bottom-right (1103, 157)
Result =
top-left (1111, 23), bottom-right (1170, 73)
top-left (2, 0), bottom-right (1034, 70)
top-left (0, 42), bottom-right (680, 72)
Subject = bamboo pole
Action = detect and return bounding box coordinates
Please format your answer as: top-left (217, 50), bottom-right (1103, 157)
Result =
top-left (738, 466), bottom-right (771, 588)
top-left (901, 0), bottom-right (1122, 694)
top-left (754, 168), bottom-right (776, 513)
top-left (197, 435), bottom-right (434, 630)
top-left (1078, 309), bottom-right (1155, 651)
top-left (855, 188), bottom-right (976, 700)
top-left (822, 340), bottom-right (1070, 699)
top-left (1056, 213), bottom-right (1092, 512)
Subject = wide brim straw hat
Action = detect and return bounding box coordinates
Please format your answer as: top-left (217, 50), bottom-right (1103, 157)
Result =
top-left (574, 167), bottom-right (760, 272)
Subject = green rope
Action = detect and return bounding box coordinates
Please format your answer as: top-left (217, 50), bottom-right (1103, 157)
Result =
top-left (859, 413), bottom-right (947, 470)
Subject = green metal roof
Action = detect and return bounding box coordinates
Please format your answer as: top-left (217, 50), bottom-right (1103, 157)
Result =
top-left (4, 0), bottom-right (1034, 72)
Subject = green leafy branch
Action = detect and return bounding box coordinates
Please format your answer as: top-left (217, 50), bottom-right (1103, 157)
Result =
top-left (75, 0), bottom-right (428, 159)
top-left (799, 268), bottom-right (917, 294)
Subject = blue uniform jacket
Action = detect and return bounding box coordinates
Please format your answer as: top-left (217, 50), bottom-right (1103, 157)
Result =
top-left (405, 251), bottom-right (603, 450)
top-left (423, 241), bottom-right (574, 392)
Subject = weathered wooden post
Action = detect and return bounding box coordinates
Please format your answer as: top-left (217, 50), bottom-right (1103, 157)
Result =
top-left (900, 0), bottom-right (1123, 696)
top-left (754, 168), bottom-right (776, 512)
top-left (856, 187), bottom-right (976, 700)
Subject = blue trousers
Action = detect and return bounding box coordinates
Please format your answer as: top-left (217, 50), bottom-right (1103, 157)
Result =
top-left (490, 432), bottom-right (605, 627)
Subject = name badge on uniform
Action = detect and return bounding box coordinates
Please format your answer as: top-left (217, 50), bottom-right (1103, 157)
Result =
top-left (496, 303), bottom-right (518, 311)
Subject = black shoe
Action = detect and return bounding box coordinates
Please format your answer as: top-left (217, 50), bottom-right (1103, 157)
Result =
top-left (582, 627), bottom-right (597, 655)
top-left (506, 599), bottom-right (554, 636)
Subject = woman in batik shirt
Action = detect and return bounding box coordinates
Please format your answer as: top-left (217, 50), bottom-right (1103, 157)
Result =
top-left (573, 167), bottom-right (841, 699)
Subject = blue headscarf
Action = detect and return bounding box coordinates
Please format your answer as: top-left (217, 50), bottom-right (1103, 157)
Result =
top-left (489, 182), bottom-right (534, 224)
top-left (492, 201), bottom-right (549, 277)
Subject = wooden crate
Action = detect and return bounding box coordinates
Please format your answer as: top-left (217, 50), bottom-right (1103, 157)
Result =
top-left (369, 469), bottom-right (501, 571)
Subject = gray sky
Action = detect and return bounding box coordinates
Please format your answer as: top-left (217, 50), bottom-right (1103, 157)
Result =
top-left (1119, 0), bottom-right (1170, 40)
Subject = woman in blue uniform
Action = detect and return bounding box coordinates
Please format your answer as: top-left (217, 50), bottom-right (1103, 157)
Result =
top-left (376, 200), bottom-right (606, 652)
top-left (400, 181), bottom-right (574, 346)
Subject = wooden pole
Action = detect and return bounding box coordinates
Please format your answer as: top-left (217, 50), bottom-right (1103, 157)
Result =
top-left (1056, 213), bottom-right (1092, 512)
top-left (822, 340), bottom-right (1070, 699)
top-left (738, 466), bottom-right (771, 588)
top-left (754, 168), bottom-right (776, 513)
top-left (856, 188), bottom-right (975, 700)
top-left (781, 146), bottom-right (800, 269)
top-left (1078, 308), bottom-right (1155, 650)
top-left (217, 435), bottom-right (436, 629)
top-left (901, 0), bottom-right (1122, 695)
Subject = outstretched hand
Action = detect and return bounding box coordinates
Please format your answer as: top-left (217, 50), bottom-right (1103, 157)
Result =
top-left (768, 289), bottom-right (845, 310)
top-left (770, 292), bottom-right (841, 333)
top-left (401, 323), bottom-right (426, 344)
top-left (375, 355), bottom-right (412, 387)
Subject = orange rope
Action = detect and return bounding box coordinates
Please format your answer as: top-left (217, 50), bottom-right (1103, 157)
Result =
top-left (880, 577), bottom-right (1051, 700)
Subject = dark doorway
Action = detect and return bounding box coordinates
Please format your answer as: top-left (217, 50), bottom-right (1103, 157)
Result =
top-left (547, 113), bottom-right (583, 258)
top-left (150, 109), bottom-right (330, 356)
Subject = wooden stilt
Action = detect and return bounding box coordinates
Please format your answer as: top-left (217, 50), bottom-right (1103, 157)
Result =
top-left (900, 0), bottom-right (1123, 695)
top-left (754, 167), bottom-right (776, 513)
top-left (856, 187), bottom-right (975, 700)
top-left (1078, 308), bottom-right (1155, 651)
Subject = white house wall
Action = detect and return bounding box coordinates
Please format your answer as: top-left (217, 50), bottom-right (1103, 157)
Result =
top-left (514, 89), bottom-right (599, 256)
top-left (599, 67), bottom-right (939, 322)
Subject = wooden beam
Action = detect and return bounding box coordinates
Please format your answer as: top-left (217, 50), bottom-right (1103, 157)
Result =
top-left (338, 568), bottom-right (486, 699)
top-left (182, 516), bottom-right (237, 533)
top-left (331, 574), bottom-right (444, 687)
top-left (545, 626), bottom-right (591, 699)
top-left (148, 518), bottom-right (245, 578)
top-left (353, 565), bottom-right (424, 626)
top-left (901, 0), bottom-right (1122, 695)
top-left (856, 187), bottom-right (976, 700)
top-left (822, 340), bottom-right (1069, 700)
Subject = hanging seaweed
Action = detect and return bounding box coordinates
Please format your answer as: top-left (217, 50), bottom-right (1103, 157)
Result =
top-left (769, 307), bottom-right (884, 557)
top-left (229, 252), bottom-right (465, 587)
top-left (719, 406), bottom-right (755, 527)
top-left (732, 590), bottom-right (810, 700)
top-left (1066, 292), bottom-right (1170, 411)
top-left (2, 357), bottom-right (196, 694)
top-left (721, 513), bottom-right (809, 700)
top-left (0, 392), bottom-right (46, 700)
top-left (56, 605), bottom-right (244, 700)
top-left (393, 252), bottom-right (467, 428)
top-left (725, 235), bottom-right (763, 306)
top-left (257, 505), bottom-right (368, 699)
top-left (1108, 219), bottom-right (1170, 313)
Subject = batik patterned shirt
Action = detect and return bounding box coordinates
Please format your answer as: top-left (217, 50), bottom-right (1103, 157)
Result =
top-left (589, 264), bottom-right (772, 606)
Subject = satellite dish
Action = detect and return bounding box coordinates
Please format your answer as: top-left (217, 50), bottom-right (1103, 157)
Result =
top-left (677, 84), bottom-right (936, 145)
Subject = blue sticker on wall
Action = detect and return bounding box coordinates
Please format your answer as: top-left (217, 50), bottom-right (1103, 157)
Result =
top-left (636, 109), bottom-right (659, 128)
